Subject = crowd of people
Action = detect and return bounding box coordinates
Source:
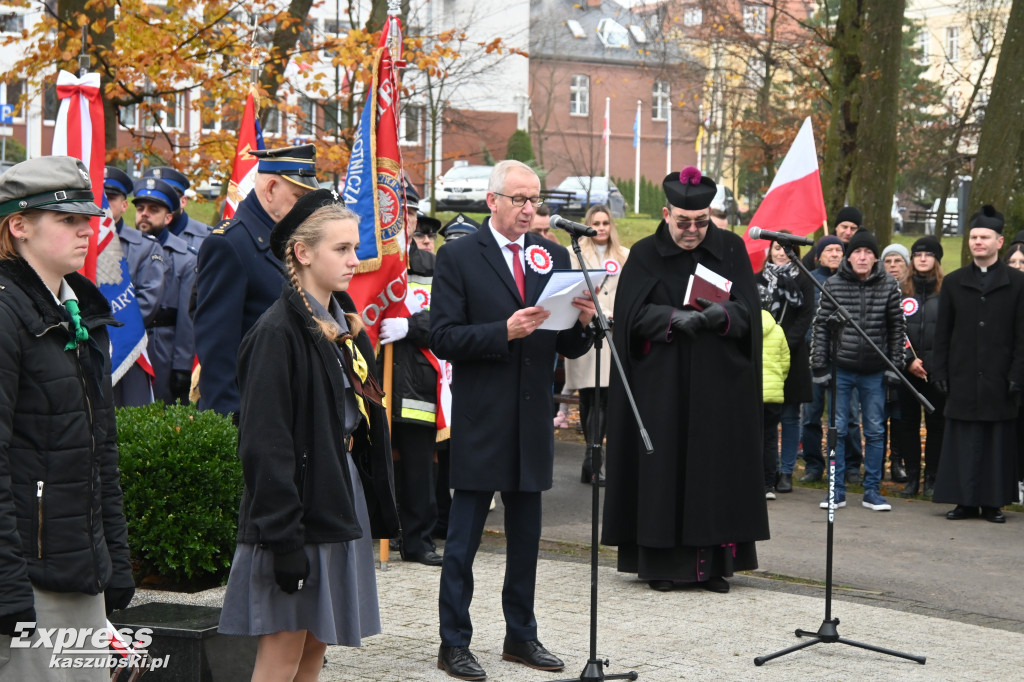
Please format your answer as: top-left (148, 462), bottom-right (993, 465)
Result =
top-left (1, 150), bottom-right (1022, 681)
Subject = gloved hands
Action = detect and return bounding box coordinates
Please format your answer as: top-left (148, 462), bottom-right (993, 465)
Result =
top-left (884, 370), bottom-right (902, 387)
top-left (378, 317), bottom-right (410, 345)
top-left (885, 371), bottom-right (900, 404)
top-left (934, 379), bottom-right (949, 395)
top-left (0, 606), bottom-right (36, 637)
top-left (273, 548), bottom-right (310, 594)
top-left (104, 585), bottom-right (135, 615)
top-left (670, 309), bottom-right (705, 338)
top-left (169, 370), bottom-right (191, 403)
top-left (696, 298), bottom-right (729, 334)
top-left (812, 367), bottom-right (831, 387)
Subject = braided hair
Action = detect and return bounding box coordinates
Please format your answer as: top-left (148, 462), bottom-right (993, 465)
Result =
top-left (283, 203), bottom-right (363, 341)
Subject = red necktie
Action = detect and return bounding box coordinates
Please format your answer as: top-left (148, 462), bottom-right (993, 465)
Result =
top-left (507, 243), bottom-right (525, 301)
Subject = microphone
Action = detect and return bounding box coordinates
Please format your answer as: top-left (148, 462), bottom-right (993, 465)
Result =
top-left (748, 227), bottom-right (815, 246)
top-left (549, 214), bottom-right (597, 238)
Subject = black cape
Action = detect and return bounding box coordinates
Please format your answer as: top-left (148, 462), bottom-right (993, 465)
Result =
top-left (602, 221), bottom-right (770, 550)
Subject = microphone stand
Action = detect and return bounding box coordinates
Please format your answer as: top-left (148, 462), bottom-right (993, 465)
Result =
top-left (754, 239), bottom-right (928, 667)
top-left (554, 232), bottom-right (650, 682)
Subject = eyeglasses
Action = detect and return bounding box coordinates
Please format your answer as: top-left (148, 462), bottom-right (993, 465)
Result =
top-left (412, 231), bottom-right (435, 239)
top-left (674, 218), bottom-right (710, 230)
top-left (493, 192), bottom-right (544, 207)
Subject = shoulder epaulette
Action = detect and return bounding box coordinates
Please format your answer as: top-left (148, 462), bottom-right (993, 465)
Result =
top-left (212, 218), bottom-right (236, 235)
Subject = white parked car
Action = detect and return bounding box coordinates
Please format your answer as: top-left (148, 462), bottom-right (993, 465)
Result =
top-left (924, 197), bottom-right (958, 236)
top-left (435, 164), bottom-right (493, 212)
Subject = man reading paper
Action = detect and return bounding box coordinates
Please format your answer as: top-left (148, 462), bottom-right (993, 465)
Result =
top-left (602, 166), bottom-right (769, 594)
top-left (429, 160), bottom-right (594, 680)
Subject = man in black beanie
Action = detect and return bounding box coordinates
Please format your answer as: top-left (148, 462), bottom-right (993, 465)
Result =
top-left (811, 228), bottom-right (906, 512)
top-left (931, 205), bottom-right (1024, 523)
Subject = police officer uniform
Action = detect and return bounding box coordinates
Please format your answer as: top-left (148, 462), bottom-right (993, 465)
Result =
top-left (105, 166), bottom-right (168, 406)
top-left (134, 177), bottom-right (197, 405)
top-left (438, 212), bottom-right (481, 242)
top-left (194, 144), bottom-right (318, 417)
top-left (142, 166), bottom-right (213, 251)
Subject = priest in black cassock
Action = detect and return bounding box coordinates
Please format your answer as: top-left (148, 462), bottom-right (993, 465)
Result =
top-left (602, 167), bottom-right (769, 594)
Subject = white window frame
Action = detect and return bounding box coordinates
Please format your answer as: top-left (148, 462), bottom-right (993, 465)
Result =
top-left (683, 8), bottom-right (703, 27)
top-left (399, 104), bottom-right (422, 146)
top-left (743, 4), bottom-right (767, 35)
top-left (570, 74), bottom-right (590, 117)
top-left (652, 81), bottom-right (670, 121)
top-left (916, 28), bottom-right (930, 64)
top-left (946, 25), bottom-right (959, 60)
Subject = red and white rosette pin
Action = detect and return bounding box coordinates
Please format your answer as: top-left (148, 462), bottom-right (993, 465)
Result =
top-left (603, 258), bottom-right (621, 276)
top-left (901, 297), bottom-right (919, 316)
top-left (526, 245), bottom-right (553, 275)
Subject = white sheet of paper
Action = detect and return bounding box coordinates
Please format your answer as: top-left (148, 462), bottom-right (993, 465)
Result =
top-left (536, 270), bottom-right (606, 330)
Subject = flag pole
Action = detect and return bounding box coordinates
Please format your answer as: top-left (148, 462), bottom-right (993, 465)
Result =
top-left (665, 101), bottom-right (672, 176)
top-left (603, 97), bottom-right (610, 180)
top-left (633, 99), bottom-right (641, 214)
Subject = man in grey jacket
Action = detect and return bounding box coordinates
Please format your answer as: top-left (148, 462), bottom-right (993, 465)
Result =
top-left (811, 229), bottom-right (906, 511)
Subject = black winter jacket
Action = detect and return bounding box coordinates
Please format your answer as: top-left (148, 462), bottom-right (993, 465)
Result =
top-left (0, 258), bottom-right (133, 619)
top-left (902, 274), bottom-right (940, 370)
top-left (383, 244), bottom-right (439, 427)
top-left (235, 286), bottom-right (400, 554)
top-left (811, 260), bottom-right (905, 374)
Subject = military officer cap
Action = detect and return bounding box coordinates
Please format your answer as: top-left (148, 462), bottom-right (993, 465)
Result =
top-left (416, 213), bottom-right (441, 236)
top-left (104, 166), bottom-right (134, 198)
top-left (253, 144), bottom-right (319, 191)
top-left (969, 204), bottom-right (1004, 234)
top-left (439, 213), bottom-right (480, 241)
top-left (0, 156), bottom-right (104, 218)
top-left (142, 166), bottom-right (190, 195)
top-left (663, 166), bottom-right (717, 211)
top-left (270, 188), bottom-right (343, 261)
top-left (133, 177), bottom-right (181, 213)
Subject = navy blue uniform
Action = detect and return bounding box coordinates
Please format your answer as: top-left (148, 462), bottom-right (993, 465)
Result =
top-left (112, 219), bottom-right (168, 407)
top-left (149, 231), bottom-right (197, 404)
top-left (194, 192), bottom-right (285, 417)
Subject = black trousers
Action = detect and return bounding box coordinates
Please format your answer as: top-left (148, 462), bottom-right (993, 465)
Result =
top-left (893, 376), bottom-right (946, 482)
top-left (439, 490), bottom-right (541, 647)
top-left (391, 421), bottom-right (438, 558)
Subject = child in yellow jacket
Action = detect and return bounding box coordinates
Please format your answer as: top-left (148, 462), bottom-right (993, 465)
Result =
top-left (762, 308), bottom-right (791, 498)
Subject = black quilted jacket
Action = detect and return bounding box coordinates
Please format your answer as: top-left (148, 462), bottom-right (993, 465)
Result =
top-left (0, 258), bottom-right (133, 620)
top-left (810, 259), bottom-right (906, 373)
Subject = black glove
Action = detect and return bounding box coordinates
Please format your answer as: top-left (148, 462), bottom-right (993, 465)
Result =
top-left (934, 379), bottom-right (949, 395)
top-left (0, 606), bottom-right (37, 638)
top-left (1010, 381), bottom-right (1022, 409)
top-left (884, 370), bottom-right (902, 387)
top-left (812, 367), bottom-right (831, 387)
top-left (273, 548), bottom-right (310, 594)
top-left (696, 298), bottom-right (729, 333)
top-left (670, 309), bottom-right (706, 338)
top-left (169, 369), bottom-right (191, 404)
top-left (104, 585), bottom-right (135, 615)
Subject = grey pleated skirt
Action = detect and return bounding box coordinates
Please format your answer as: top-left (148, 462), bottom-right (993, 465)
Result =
top-left (218, 452), bottom-right (381, 646)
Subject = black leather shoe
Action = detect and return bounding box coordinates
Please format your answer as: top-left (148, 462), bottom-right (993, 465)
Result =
top-left (946, 505), bottom-right (980, 520)
top-left (581, 467), bottom-right (606, 486)
top-left (899, 478), bottom-right (919, 498)
top-left (501, 638), bottom-right (564, 671)
top-left (776, 473), bottom-right (793, 493)
top-left (438, 646), bottom-right (486, 680)
top-left (982, 507), bottom-right (1006, 524)
top-left (799, 471), bottom-right (822, 483)
top-left (699, 576), bottom-right (730, 593)
top-left (407, 551), bottom-right (443, 567)
top-left (648, 580), bottom-right (674, 592)
top-left (845, 470), bottom-right (861, 485)
top-left (891, 463), bottom-right (908, 483)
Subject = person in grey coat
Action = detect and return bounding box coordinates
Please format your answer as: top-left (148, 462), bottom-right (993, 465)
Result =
top-left (133, 177), bottom-right (197, 405)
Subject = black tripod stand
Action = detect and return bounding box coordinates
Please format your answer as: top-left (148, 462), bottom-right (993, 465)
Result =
top-left (754, 239), bottom-right (929, 667)
top-left (553, 232), bottom-right (650, 682)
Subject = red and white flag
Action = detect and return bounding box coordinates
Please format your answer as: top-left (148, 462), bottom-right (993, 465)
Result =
top-left (402, 281), bottom-right (451, 437)
top-left (223, 88), bottom-right (265, 220)
top-left (743, 117), bottom-right (827, 272)
top-left (52, 70), bottom-right (148, 384)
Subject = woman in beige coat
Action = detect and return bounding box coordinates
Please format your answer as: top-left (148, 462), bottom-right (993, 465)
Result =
top-left (564, 205), bottom-right (630, 484)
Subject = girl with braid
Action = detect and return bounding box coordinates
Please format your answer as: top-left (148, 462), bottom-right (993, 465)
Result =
top-left (218, 192), bottom-right (399, 682)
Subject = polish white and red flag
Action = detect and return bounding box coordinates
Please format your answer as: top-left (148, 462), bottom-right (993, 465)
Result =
top-left (53, 69), bottom-right (149, 385)
top-left (743, 117), bottom-right (827, 272)
top-left (223, 88), bottom-right (266, 220)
